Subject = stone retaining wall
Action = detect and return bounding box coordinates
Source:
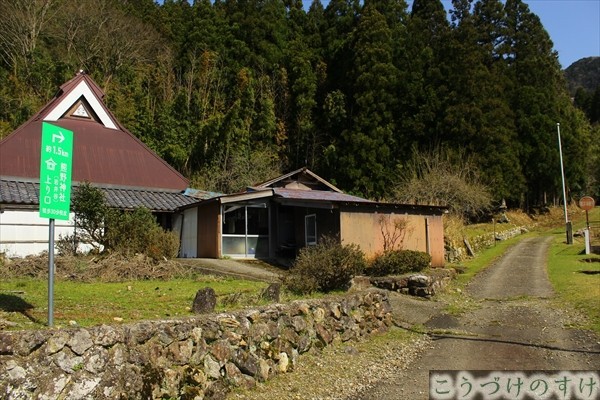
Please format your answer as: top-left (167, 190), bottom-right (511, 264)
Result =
top-left (469, 226), bottom-right (528, 252)
top-left (0, 291), bottom-right (392, 400)
top-left (367, 268), bottom-right (457, 298)
top-left (446, 226), bottom-right (528, 262)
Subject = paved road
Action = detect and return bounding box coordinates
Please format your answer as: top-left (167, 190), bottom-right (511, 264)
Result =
top-left (353, 236), bottom-right (600, 399)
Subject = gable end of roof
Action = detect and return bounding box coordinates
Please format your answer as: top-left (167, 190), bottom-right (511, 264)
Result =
top-left (42, 76), bottom-right (117, 129)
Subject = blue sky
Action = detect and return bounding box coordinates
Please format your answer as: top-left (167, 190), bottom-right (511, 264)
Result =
top-left (508, 0), bottom-right (600, 68)
top-left (304, 0), bottom-right (600, 68)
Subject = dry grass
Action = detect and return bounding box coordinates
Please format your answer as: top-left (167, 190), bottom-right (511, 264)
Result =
top-left (443, 214), bottom-right (467, 249)
top-left (0, 252), bottom-right (196, 282)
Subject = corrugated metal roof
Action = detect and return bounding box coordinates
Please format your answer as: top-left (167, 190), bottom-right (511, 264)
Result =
top-left (272, 188), bottom-right (372, 203)
top-left (183, 188), bottom-right (222, 200)
top-left (0, 179), bottom-right (198, 212)
top-left (0, 72), bottom-right (189, 191)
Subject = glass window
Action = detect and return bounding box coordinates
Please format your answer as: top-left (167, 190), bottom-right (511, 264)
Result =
top-left (305, 214), bottom-right (317, 245)
top-left (247, 236), bottom-right (269, 257)
top-left (223, 236), bottom-right (246, 255)
top-left (247, 206), bottom-right (268, 235)
top-left (222, 203), bottom-right (269, 257)
top-left (223, 206), bottom-right (245, 235)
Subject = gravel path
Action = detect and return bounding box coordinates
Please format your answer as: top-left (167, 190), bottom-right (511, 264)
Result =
top-left (467, 236), bottom-right (554, 299)
top-left (352, 236), bottom-right (600, 399)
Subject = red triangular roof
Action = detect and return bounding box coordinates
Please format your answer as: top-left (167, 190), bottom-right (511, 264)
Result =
top-left (0, 72), bottom-right (188, 191)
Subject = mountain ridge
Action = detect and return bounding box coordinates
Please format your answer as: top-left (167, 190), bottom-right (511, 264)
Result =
top-left (564, 56), bottom-right (600, 95)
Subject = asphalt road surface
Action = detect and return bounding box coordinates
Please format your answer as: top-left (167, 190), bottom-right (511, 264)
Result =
top-left (352, 236), bottom-right (600, 399)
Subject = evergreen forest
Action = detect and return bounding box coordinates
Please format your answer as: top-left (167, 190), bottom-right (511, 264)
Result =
top-left (1, 0), bottom-right (598, 210)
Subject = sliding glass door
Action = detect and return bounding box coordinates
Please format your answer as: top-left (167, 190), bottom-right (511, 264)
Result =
top-left (222, 203), bottom-right (269, 258)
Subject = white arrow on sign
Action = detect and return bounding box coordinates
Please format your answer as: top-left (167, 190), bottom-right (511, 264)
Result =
top-left (52, 131), bottom-right (65, 144)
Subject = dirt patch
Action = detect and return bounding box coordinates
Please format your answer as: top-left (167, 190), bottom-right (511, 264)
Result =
top-left (425, 313), bottom-right (460, 330)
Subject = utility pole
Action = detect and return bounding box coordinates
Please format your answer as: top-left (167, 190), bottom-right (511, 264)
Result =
top-left (557, 123), bottom-right (572, 244)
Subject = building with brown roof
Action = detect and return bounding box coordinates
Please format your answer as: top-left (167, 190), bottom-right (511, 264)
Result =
top-left (180, 167), bottom-right (447, 267)
top-left (0, 72), bottom-right (197, 256)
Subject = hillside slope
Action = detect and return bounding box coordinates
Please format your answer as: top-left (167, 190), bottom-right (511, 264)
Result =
top-left (564, 56), bottom-right (600, 95)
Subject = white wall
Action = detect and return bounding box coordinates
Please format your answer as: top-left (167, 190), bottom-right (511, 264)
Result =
top-left (0, 210), bottom-right (76, 257)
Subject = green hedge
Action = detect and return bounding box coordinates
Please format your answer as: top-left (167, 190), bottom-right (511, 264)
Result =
top-left (368, 250), bottom-right (431, 276)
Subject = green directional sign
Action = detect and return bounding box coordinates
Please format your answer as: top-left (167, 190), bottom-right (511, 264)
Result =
top-left (39, 122), bottom-right (74, 220)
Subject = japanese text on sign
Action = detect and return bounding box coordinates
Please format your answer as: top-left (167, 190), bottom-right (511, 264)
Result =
top-left (39, 122), bottom-right (73, 221)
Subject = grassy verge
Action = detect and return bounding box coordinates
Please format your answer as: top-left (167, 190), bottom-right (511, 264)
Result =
top-left (0, 276), bottom-right (268, 330)
top-left (546, 207), bottom-right (600, 333)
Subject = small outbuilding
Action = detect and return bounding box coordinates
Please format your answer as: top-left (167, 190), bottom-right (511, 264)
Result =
top-left (180, 168), bottom-right (447, 267)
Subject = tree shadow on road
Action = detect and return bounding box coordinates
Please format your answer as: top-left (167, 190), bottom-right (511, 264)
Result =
top-left (429, 333), bottom-right (600, 355)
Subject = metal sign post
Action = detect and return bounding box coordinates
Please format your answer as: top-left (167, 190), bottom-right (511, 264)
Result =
top-left (579, 196), bottom-right (595, 255)
top-left (39, 122), bottom-right (74, 326)
top-left (48, 219), bottom-right (55, 326)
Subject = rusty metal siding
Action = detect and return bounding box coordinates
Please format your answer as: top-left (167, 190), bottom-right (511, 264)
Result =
top-left (0, 119), bottom-right (188, 190)
top-left (426, 215), bottom-right (446, 267)
top-left (197, 202), bottom-right (220, 258)
top-left (339, 209), bottom-right (445, 267)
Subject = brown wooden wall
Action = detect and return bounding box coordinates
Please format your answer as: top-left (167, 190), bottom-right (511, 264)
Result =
top-left (196, 202), bottom-right (220, 258)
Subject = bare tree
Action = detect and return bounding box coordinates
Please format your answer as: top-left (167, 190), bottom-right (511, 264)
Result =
top-left (54, 0), bottom-right (165, 89)
top-left (379, 215), bottom-right (413, 252)
top-left (0, 0), bottom-right (58, 73)
top-left (192, 147), bottom-right (282, 194)
top-left (392, 147), bottom-right (493, 220)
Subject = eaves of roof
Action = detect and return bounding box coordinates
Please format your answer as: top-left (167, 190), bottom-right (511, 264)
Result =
top-left (0, 179), bottom-right (199, 212)
top-left (184, 186), bottom-right (447, 215)
top-left (272, 188), bottom-right (371, 203)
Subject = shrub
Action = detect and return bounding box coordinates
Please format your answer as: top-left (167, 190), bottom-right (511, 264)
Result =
top-left (56, 233), bottom-right (79, 256)
top-left (285, 236), bottom-right (366, 294)
top-left (146, 229), bottom-right (180, 261)
top-left (368, 250), bottom-right (431, 276)
top-left (106, 207), bottom-right (180, 261)
top-left (70, 183), bottom-right (180, 260)
top-left (71, 182), bottom-right (111, 251)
